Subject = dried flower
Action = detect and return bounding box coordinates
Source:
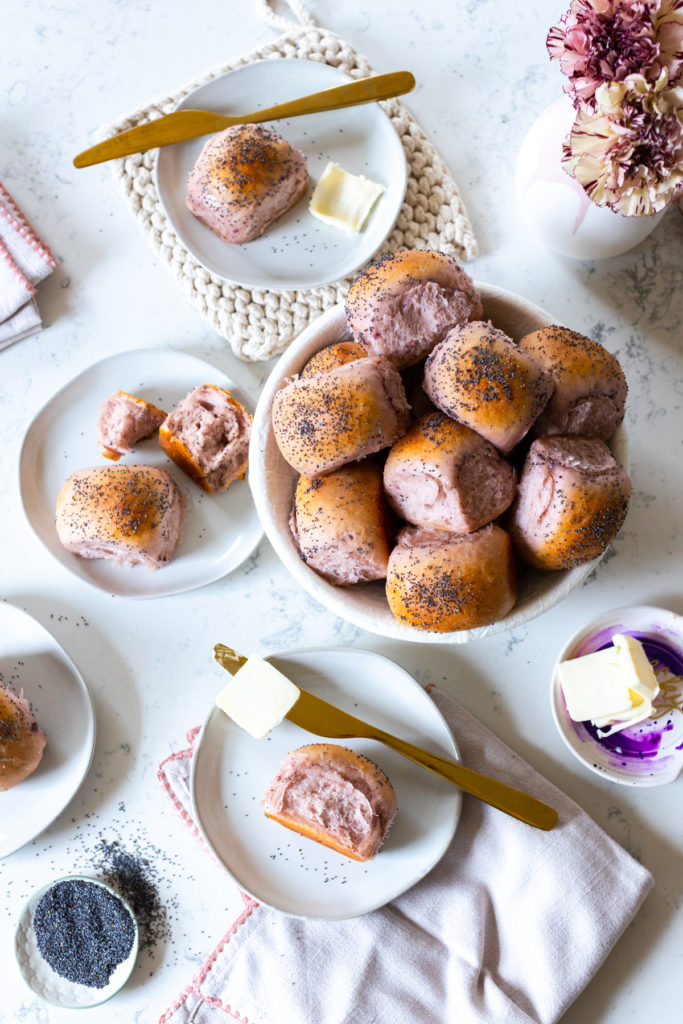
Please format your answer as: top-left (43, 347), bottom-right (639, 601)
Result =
top-left (548, 0), bottom-right (683, 108)
top-left (562, 72), bottom-right (683, 213)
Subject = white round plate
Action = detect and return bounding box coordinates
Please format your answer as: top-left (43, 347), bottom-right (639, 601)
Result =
top-left (191, 647), bottom-right (461, 919)
top-left (19, 348), bottom-right (263, 598)
top-left (248, 289), bottom-right (629, 643)
top-left (0, 604), bottom-right (95, 858)
top-left (551, 605), bottom-right (683, 786)
top-left (154, 58), bottom-right (407, 290)
top-left (15, 874), bottom-right (139, 1007)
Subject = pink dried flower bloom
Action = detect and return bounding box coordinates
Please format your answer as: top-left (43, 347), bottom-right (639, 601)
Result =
top-left (547, 0), bottom-right (683, 108)
top-left (562, 72), bottom-right (683, 213)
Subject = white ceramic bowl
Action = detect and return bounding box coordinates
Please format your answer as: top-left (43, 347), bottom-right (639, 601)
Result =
top-left (249, 284), bottom-right (628, 643)
top-left (551, 605), bottom-right (683, 786)
top-left (15, 874), bottom-right (139, 1008)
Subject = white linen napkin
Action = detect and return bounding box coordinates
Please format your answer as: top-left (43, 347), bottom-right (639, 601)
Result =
top-left (158, 686), bottom-right (652, 1024)
top-left (0, 182), bottom-right (56, 349)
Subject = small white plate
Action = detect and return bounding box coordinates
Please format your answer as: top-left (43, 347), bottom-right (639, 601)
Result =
top-left (191, 647), bottom-right (461, 919)
top-left (15, 874), bottom-right (139, 1007)
top-left (0, 604), bottom-right (95, 857)
top-left (19, 348), bottom-right (263, 598)
top-left (551, 605), bottom-right (683, 786)
top-left (155, 58), bottom-right (407, 290)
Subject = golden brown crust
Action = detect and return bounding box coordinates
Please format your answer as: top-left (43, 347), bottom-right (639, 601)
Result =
top-left (509, 437), bottom-right (632, 570)
top-left (271, 357), bottom-right (410, 478)
top-left (300, 341), bottom-right (368, 378)
top-left (0, 688), bottom-right (46, 793)
top-left (386, 523), bottom-right (517, 632)
top-left (347, 249), bottom-right (477, 311)
top-left (517, 326), bottom-right (627, 440)
top-left (423, 321), bottom-right (554, 452)
top-left (292, 463), bottom-right (394, 583)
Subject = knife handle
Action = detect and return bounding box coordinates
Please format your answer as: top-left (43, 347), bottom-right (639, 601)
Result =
top-left (370, 728), bottom-right (558, 831)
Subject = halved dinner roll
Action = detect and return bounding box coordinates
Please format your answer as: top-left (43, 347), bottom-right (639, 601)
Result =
top-left (262, 743), bottom-right (397, 862)
top-left (159, 384), bottom-right (251, 493)
top-left (346, 249), bottom-right (483, 369)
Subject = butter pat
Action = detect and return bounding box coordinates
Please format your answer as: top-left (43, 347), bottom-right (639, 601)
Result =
top-left (309, 162), bottom-right (384, 233)
top-left (558, 634), bottom-right (659, 736)
top-left (216, 656), bottom-right (300, 739)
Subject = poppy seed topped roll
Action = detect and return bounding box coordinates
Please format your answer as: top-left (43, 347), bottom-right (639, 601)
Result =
top-left (386, 522), bottom-right (517, 632)
top-left (186, 124), bottom-right (308, 244)
top-left (509, 436), bottom-right (631, 570)
top-left (518, 326), bottom-right (627, 441)
top-left (271, 356), bottom-right (411, 478)
top-left (300, 340), bottom-right (368, 378)
top-left (345, 250), bottom-right (483, 369)
top-left (423, 321), bottom-right (554, 453)
top-left (383, 412), bottom-right (516, 533)
top-left (55, 464), bottom-right (184, 569)
top-left (290, 462), bottom-right (394, 585)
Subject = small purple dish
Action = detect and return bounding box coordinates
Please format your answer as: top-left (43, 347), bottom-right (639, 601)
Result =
top-left (551, 605), bottom-right (683, 786)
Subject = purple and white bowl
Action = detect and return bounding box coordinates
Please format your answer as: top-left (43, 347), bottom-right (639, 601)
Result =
top-left (551, 605), bottom-right (683, 786)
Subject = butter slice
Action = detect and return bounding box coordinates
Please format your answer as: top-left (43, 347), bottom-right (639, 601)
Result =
top-left (558, 634), bottom-right (660, 736)
top-left (309, 162), bottom-right (384, 233)
top-left (216, 656), bottom-right (300, 739)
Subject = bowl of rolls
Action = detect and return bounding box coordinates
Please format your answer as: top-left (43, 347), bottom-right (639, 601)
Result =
top-left (249, 249), bottom-right (630, 643)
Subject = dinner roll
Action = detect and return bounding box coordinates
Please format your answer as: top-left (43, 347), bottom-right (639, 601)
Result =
top-left (97, 391), bottom-right (167, 461)
top-left (383, 412), bottom-right (516, 533)
top-left (346, 249), bottom-right (483, 369)
top-left (423, 321), bottom-right (554, 453)
top-left (186, 124), bottom-right (308, 244)
top-left (518, 326), bottom-right (627, 440)
top-left (300, 340), bottom-right (367, 378)
top-left (263, 744), bottom-right (397, 862)
top-left (291, 462), bottom-right (394, 585)
top-left (0, 685), bottom-right (47, 793)
top-left (55, 464), bottom-right (184, 569)
top-left (386, 523), bottom-right (517, 632)
top-left (159, 384), bottom-right (251, 493)
top-left (271, 356), bottom-right (411, 478)
top-left (509, 436), bottom-right (632, 570)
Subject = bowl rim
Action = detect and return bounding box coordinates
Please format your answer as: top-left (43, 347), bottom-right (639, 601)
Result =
top-left (550, 604), bottom-right (683, 786)
top-left (249, 284), bottom-right (629, 644)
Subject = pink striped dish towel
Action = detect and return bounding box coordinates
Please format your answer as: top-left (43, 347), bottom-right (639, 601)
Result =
top-left (158, 686), bottom-right (653, 1024)
top-left (0, 182), bottom-right (57, 349)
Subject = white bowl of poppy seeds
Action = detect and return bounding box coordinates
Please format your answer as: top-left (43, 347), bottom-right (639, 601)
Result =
top-left (14, 874), bottom-right (139, 1008)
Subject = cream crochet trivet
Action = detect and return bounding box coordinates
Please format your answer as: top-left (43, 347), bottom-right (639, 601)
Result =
top-left (104, 24), bottom-right (477, 361)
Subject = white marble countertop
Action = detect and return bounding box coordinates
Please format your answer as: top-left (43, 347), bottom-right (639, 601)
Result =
top-left (2, 0), bottom-right (682, 1021)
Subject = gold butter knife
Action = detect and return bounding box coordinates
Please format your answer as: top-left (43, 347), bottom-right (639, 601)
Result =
top-left (214, 645), bottom-right (558, 832)
top-left (73, 70), bottom-right (416, 168)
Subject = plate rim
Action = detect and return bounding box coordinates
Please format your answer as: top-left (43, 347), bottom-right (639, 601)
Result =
top-left (18, 346), bottom-right (263, 600)
top-left (153, 56), bottom-right (408, 291)
top-left (190, 645), bottom-right (462, 920)
top-left (248, 287), bottom-right (629, 644)
top-left (550, 603), bottom-right (683, 787)
top-left (0, 603), bottom-right (96, 858)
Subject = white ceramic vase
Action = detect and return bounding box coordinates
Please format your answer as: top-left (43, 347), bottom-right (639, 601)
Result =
top-left (515, 95), bottom-right (665, 260)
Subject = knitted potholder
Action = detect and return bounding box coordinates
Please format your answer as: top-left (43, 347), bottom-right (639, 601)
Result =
top-left (105, 24), bottom-right (477, 361)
